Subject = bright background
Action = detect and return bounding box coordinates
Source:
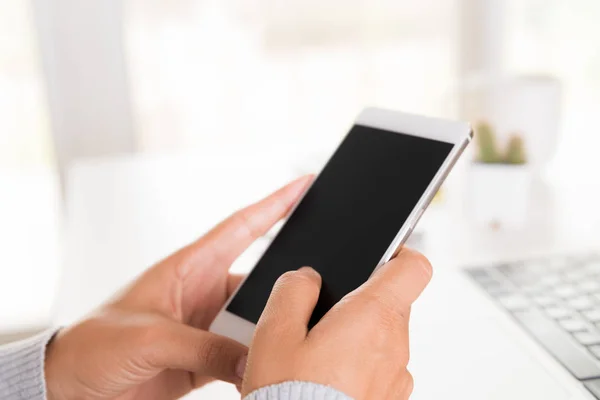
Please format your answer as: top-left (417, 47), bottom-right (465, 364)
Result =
top-left (2, 0), bottom-right (600, 386)
top-left (3, 1), bottom-right (600, 174)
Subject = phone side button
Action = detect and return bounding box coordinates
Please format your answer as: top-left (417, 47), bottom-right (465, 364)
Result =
top-left (407, 209), bottom-right (425, 239)
top-left (413, 208), bottom-right (425, 226)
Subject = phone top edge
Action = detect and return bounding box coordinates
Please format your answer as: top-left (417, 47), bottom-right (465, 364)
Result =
top-left (356, 107), bottom-right (471, 144)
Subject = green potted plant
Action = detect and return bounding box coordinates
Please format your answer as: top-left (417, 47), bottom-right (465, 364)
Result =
top-left (469, 121), bottom-right (532, 229)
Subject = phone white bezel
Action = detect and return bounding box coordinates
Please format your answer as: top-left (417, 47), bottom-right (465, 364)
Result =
top-left (210, 107), bottom-right (473, 346)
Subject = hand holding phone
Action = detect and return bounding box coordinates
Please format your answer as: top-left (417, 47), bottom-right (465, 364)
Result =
top-left (211, 108), bottom-right (472, 345)
top-left (242, 248), bottom-right (432, 400)
top-left (42, 177), bottom-right (315, 400)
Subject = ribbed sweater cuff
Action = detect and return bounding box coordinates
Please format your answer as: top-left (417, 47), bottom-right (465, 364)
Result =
top-left (0, 329), bottom-right (57, 400)
top-left (244, 381), bottom-right (354, 400)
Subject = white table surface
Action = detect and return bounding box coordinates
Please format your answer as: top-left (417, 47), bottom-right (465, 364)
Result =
top-left (0, 168), bottom-right (61, 337)
top-left (4, 150), bottom-right (600, 398)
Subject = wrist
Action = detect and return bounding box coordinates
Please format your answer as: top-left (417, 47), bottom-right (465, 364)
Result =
top-left (44, 330), bottom-right (67, 400)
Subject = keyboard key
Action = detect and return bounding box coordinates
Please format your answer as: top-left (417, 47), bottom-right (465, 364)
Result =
top-left (480, 277), bottom-right (503, 286)
top-left (544, 306), bottom-right (571, 320)
top-left (513, 309), bottom-right (600, 380)
top-left (585, 263), bottom-right (600, 275)
top-left (546, 258), bottom-right (571, 271)
top-left (584, 310), bottom-right (600, 323)
top-left (586, 378), bottom-right (600, 400)
top-left (565, 268), bottom-right (587, 282)
top-left (590, 345), bottom-right (600, 359)
top-left (521, 260), bottom-right (549, 274)
top-left (553, 285), bottom-right (578, 298)
top-left (486, 286), bottom-right (512, 297)
top-left (477, 279), bottom-right (501, 289)
top-left (574, 331), bottom-right (600, 346)
top-left (580, 281), bottom-right (600, 293)
top-left (497, 263), bottom-right (538, 285)
top-left (532, 295), bottom-right (556, 307)
top-left (584, 378), bottom-right (600, 399)
top-left (479, 278), bottom-right (503, 288)
top-left (540, 274), bottom-right (561, 287)
top-left (466, 268), bottom-right (494, 282)
top-left (497, 262), bottom-right (525, 271)
top-left (497, 294), bottom-right (530, 311)
top-left (506, 274), bottom-right (537, 286)
top-left (480, 276), bottom-right (500, 285)
top-left (521, 284), bottom-right (544, 295)
top-left (559, 317), bottom-right (588, 333)
top-left (568, 296), bottom-right (595, 311)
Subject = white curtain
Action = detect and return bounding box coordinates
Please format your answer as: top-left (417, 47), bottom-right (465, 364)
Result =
top-left (125, 0), bottom-right (461, 158)
top-left (505, 0), bottom-right (600, 184)
top-left (0, 1), bottom-right (59, 332)
top-left (0, 1), bottom-right (52, 169)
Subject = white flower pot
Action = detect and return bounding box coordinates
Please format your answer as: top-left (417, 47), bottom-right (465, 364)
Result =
top-left (468, 164), bottom-right (533, 229)
top-left (460, 75), bottom-right (562, 172)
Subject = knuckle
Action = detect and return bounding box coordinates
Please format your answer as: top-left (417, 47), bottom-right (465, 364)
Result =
top-left (260, 316), bottom-right (296, 339)
top-left (198, 338), bottom-right (226, 365)
top-left (233, 208), bottom-right (260, 239)
top-left (361, 292), bottom-right (408, 330)
top-left (275, 270), bottom-right (299, 287)
top-left (374, 304), bottom-right (407, 334)
top-left (135, 324), bottom-right (165, 347)
top-left (258, 270), bottom-right (318, 336)
top-left (403, 371), bottom-right (415, 399)
top-left (256, 299), bottom-right (286, 331)
top-left (134, 324), bottom-right (171, 369)
top-left (401, 248), bottom-right (433, 280)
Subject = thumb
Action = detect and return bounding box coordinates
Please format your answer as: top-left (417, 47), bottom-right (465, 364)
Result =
top-left (366, 248), bottom-right (432, 309)
top-left (254, 267), bottom-right (322, 346)
top-left (150, 322), bottom-right (248, 384)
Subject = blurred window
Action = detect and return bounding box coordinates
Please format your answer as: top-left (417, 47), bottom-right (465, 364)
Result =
top-left (125, 0), bottom-right (460, 156)
top-left (0, 1), bottom-right (58, 332)
top-left (506, 0), bottom-right (600, 182)
top-left (0, 1), bottom-right (53, 168)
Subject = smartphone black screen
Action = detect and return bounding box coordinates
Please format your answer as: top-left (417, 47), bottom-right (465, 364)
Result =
top-left (227, 124), bottom-right (453, 327)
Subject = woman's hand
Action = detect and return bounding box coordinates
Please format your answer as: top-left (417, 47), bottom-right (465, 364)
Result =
top-left (44, 176), bottom-right (312, 400)
top-left (243, 248), bottom-right (432, 400)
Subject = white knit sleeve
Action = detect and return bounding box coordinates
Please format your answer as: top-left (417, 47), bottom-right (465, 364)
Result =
top-left (0, 329), bottom-right (57, 400)
top-left (244, 381), bottom-right (353, 400)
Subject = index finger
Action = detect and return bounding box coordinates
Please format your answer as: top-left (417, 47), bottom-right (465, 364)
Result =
top-left (182, 175), bottom-right (313, 273)
top-left (306, 249), bottom-right (430, 367)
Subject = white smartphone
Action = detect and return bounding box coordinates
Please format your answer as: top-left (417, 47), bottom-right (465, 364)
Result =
top-left (210, 108), bottom-right (472, 346)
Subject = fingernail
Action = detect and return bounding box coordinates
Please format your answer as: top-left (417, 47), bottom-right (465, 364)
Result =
top-left (416, 256), bottom-right (433, 279)
top-left (296, 174), bottom-right (314, 183)
top-left (297, 266), bottom-right (321, 281)
top-left (290, 175), bottom-right (312, 195)
top-left (236, 355), bottom-right (247, 379)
